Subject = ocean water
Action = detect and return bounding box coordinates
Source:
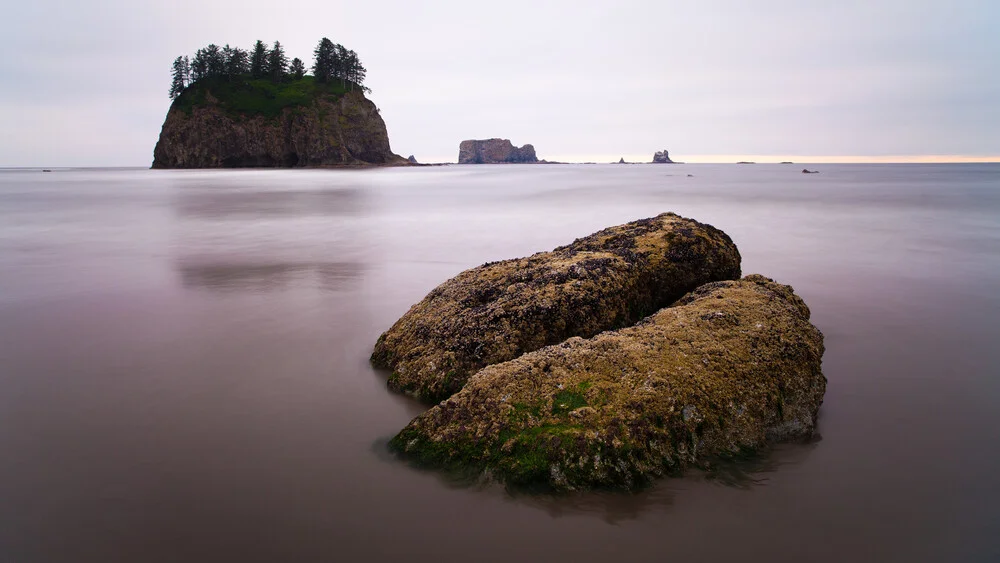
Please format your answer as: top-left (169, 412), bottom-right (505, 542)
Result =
top-left (0, 163), bottom-right (998, 562)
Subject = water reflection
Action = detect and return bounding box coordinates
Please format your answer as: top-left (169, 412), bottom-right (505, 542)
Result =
top-left (176, 261), bottom-right (364, 292)
top-left (373, 434), bottom-right (819, 523)
top-left (509, 440), bottom-right (819, 522)
top-left (173, 188), bottom-right (365, 219)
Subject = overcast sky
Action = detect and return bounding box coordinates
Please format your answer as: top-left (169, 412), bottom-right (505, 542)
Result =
top-left (2, 0), bottom-right (998, 166)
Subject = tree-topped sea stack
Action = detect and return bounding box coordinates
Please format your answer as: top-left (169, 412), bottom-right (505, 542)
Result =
top-left (371, 213), bottom-right (742, 403)
top-left (390, 275), bottom-right (826, 491)
top-left (152, 38), bottom-right (405, 168)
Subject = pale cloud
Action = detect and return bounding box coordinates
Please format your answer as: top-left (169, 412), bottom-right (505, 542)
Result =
top-left (1, 0), bottom-right (998, 166)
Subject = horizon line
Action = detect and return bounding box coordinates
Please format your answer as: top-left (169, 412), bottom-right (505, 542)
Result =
top-left (539, 154), bottom-right (1000, 164)
top-left (3, 154), bottom-right (998, 168)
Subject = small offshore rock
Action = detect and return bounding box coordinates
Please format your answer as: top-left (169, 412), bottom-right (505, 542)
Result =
top-left (653, 150), bottom-right (675, 163)
top-left (390, 275), bottom-right (826, 491)
top-left (457, 139), bottom-right (538, 164)
top-left (371, 213), bottom-right (742, 402)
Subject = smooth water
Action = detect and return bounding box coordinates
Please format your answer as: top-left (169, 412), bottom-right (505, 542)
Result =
top-left (1, 164), bottom-right (998, 562)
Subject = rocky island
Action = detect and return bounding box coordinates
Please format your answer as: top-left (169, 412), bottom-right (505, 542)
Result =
top-left (375, 214), bottom-right (826, 492)
top-left (152, 38), bottom-right (405, 168)
top-left (652, 150), bottom-right (675, 163)
top-left (458, 139), bottom-right (538, 164)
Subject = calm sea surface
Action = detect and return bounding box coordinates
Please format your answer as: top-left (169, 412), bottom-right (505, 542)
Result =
top-left (1, 164), bottom-right (998, 562)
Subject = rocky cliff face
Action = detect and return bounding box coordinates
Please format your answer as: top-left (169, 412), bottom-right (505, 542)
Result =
top-left (152, 86), bottom-right (404, 168)
top-left (458, 139), bottom-right (538, 164)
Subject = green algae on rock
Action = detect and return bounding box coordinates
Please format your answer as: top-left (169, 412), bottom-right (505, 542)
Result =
top-left (389, 275), bottom-right (825, 491)
top-left (371, 213), bottom-right (742, 403)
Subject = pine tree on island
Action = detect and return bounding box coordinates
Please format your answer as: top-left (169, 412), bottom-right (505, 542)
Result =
top-left (267, 41), bottom-right (288, 82)
top-left (166, 37), bottom-right (370, 98)
top-left (290, 58), bottom-right (305, 80)
top-left (250, 40), bottom-right (268, 79)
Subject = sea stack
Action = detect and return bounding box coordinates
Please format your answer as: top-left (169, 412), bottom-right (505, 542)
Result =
top-left (653, 150), bottom-right (675, 163)
top-left (458, 139), bottom-right (538, 164)
top-left (152, 79), bottom-right (405, 168)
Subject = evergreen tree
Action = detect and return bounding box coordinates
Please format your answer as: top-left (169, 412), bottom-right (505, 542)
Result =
top-left (204, 44), bottom-right (225, 77)
top-left (289, 57), bottom-right (305, 80)
top-left (169, 56), bottom-right (188, 99)
top-left (190, 48), bottom-right (209, 82)
top-left (250, 40), bottom-right (269, 78)
top-left (312, 37), bottom-right (336, 83)
top-left (333, 43), bottom-right (348, 83)
top-left (345, 49), bottom-right (366, 90)
top-left (225, 46), bottom-right (250, 78)
top-left (267, 41), bottom-right (288, 82)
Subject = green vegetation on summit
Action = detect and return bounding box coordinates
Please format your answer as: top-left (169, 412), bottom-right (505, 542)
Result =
top-left (168, 38), bottom-right (368, 100)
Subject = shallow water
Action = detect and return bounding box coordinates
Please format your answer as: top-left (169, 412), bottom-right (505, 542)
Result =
top-left (1, 164), bottom-right (998, 562)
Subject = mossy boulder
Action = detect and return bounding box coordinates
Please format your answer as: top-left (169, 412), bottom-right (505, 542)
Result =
top-left (371, 213), bottom-right (742, 403)
top-left (389, 275), bottom-right (826, 491)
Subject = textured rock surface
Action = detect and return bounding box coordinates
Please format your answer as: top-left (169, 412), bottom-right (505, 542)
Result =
top-left (653, 150), bottom-right (674, 163)
top-left (371, 213), bottom-right (741, 402)
top-left (458, 139), bottom-right (538, 164)
top-left (390, 275), bottom-right (826, 491)
top-left (152, 90), bottom-right (405, 168)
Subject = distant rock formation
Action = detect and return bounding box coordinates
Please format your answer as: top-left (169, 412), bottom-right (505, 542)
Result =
top-left (619, 157), bottom-right (626, 164)
top-left (802, 169), bottom-right (819, 174)
top-left (407, 155), bottom-right (418, 164)
top-left (652, 150), bottom-right (674, 163)
top-left (458, 139), bottom-right (538, 164)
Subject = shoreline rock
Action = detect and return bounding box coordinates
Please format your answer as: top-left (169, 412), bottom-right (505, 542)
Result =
top-left (390, 275), bottom-right (826, 491)
top-left (371, 213), bottom-right (742, 403)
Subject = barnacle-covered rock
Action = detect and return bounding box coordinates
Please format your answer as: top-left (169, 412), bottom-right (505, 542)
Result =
top-left (371, 213), bottom-right (742, 402)
top-left (390, 275), bottom-right (826, 491)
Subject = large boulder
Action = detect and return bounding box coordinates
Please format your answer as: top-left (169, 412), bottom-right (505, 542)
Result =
top-left (390, 275), bottom-right (826, 491)
top-left (458, 139), bottom-right (538, 164)
top-left (371, 213), bottom-right (742, 402)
